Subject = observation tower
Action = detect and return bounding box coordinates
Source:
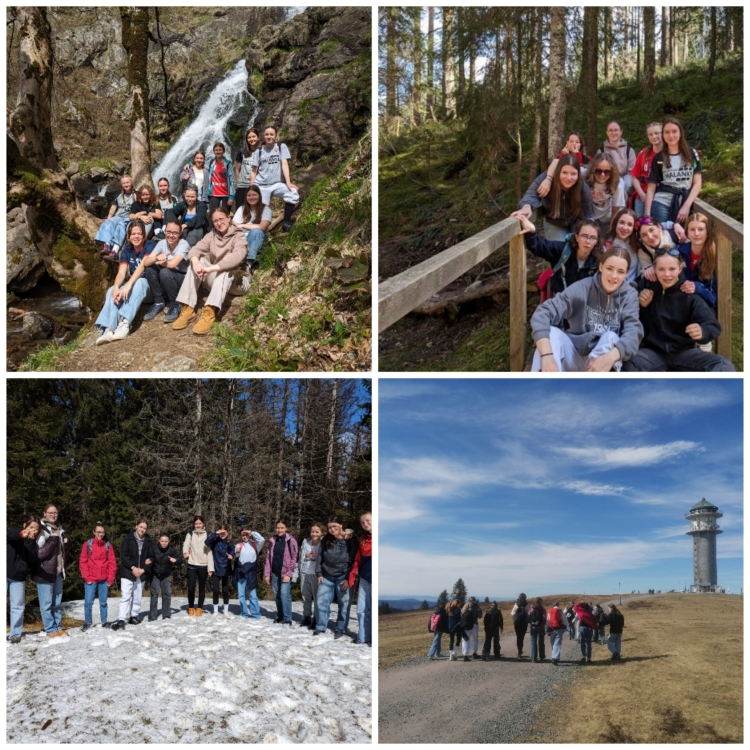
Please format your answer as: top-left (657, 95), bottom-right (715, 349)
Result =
top-left (685, 498), bottom-right (723, 593)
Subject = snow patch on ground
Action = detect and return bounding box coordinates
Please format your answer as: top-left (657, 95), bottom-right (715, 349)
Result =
top-left (6, 598), bottom-right (371, 743)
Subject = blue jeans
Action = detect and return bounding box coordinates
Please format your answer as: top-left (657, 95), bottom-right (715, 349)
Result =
top-left (567, 622), bottom-right (575, 640)
top-left (271, 574), bottom-right (292, 622)
top-left (649, 198), bottom-right (671, 223)
top-left (579, 625), bottom-right (593, 659)
top-left (549, 628), bottom-right (564, 660)
top-left (608, 632), bottom-right (622, 656)
top-left (37, 574), bottom-right (64, 634)
top-left (237, 579), bottom-right (260, 619)
top-left (529, 628), bottom-right (546, 661)
top-left (95, 216), bottom-right (129, 246)
top-left (94, 277), bottom-right (152, 331)
top-left (83, 580), bottom-right (109, 626)
top-left (7, 579), bottom-right (26, 639)
top-left (316, 575), bottom-right (351, 633)
top-left (542, 220), bottom-right (569, 242)
top-left (633, 197), bottom-right (646, 218)
top-left (242, 228), bottom-right (265, 261)
top-left (357, 578), bottom-right (372, 643)
top-left (428, 631), bottom-right (442, 657)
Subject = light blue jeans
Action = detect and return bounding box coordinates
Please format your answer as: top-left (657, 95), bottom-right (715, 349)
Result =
top-left (357, 578), bottom-right (372, 643)
top-left (242, 228), bottom-right (265, 261)
top-left (95, 216), bottom-right (129, 246)
top-left (316, 575), bottom-right (351, 633)
top-left (633, 197), bottom-right (646, 218)
top-left (83, 580), bottom-right (109, 626)
top-left (237, 579), bottom-right (260, 618)
top-left (94, 277), bottom-right (152, 332)
top-left (6, 579), bottom-right (26, 639)
top-left (37, 574), bottom-right (64, 634)
top-left (549, 628), bottom-right (565, 660)
top-left (608, 632), bottom-right (622, 656)
top-left (271, 574), bottom-right (292, 623)
top-left (428, 630), bottom-right (442, 657)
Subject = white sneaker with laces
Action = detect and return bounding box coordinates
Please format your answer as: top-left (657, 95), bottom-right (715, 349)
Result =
top-left (96, 328), bottom-right (114, 345)
top-left (112, 319), bottom-right (130, 341)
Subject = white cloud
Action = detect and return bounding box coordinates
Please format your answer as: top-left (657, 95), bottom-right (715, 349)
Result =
top-left (555, 441), bottom-right (701, 468)
top-left (562, 480), bottom-right (630, 496)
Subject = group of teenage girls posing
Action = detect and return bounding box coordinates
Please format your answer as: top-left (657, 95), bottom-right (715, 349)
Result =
top-left (7, 506), bottom-right (372, 646)
top-left (510, 117), bottom-right (734, 372)
top-left (92, 125), bottom-right (299, 342)
top-left (428, 595), bottom-right (624, 665)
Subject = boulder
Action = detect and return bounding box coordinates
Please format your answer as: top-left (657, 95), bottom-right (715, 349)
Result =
top-left (22, 312), bottom-right (54, 340)
top-left (89, 167), bottom-right (110, 180)
top-left (110, 162), bottom-right (130, 176)
top-left (152, 355), bottom-right (197, 372)
top-left (71, 173), bottom-right (94, 195)
top-left (65, 162), bottom-right (80, 177)
top-left (54, 13), bottom-right (123, 70)
top-left (7, 206), bottom-right (45, 293)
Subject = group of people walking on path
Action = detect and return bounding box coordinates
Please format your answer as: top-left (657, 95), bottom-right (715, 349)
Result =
top-left (7, 505), bottom-right (371, 647)
top-left (92, 125), bottom-right (300, 342)
top-left (510, 117), bottom-right (734, 372)
top-left (427, 594), bottom-right (625, 665)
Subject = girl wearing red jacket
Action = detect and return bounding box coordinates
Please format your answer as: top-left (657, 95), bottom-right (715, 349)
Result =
top-left (79, 523), bottom-right (117, 631)
top-left (630, 122), bottom-right (663, 217)
top-left (573, 601), bottom-right (598, 663)
top-left (348, 512), bottom-right (372, 645)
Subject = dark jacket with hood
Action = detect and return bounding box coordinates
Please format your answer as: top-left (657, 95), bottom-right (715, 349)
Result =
top-left (608, 611), bottom-right (625, 634)
top-left (206, 532), bottom-right (234, 577)
top-left (459, 606), bottom-right (476, 631)
top-left (33, 523), bottom-right (70, 584)
top-left (483, 607), bottom-right (504, 633)
top-left (636, 273), bottom-right (721, 355)
top-left (430, 606), bottom-right (450, 634)
top-left (151, 543), bottom-right (182, 580)
top-left (674, 242), bottom-right (717, 308)
top-left (531, 272), bottom-right (643, 362)
top-left (519, 173), bottom-right (595, 230)
top-left (119, 530), bottom-right (155, 582)
top-left (315, 536), bottom-right (357, 580)
top-left (165, 201), bottom-right (209, 233)
top-left (525, 231), bottom-right (598, 294)
top-left (7, 528), bottom-right (38, 582)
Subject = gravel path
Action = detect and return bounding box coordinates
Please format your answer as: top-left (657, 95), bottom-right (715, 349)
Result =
top-left (379, 596), bottom-right (650, 744)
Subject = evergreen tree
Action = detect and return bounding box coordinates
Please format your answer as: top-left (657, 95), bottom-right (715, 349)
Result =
top-left (483, 596), bottom-right (490, 603)
top-left (379, 601), bottom-right (391, 615)
top-left (451, 578), bottom-right (467, 605)
top-left (420, 600), bottom-right (430, 610)
top-left (437, 589), bottom-right (449, 607)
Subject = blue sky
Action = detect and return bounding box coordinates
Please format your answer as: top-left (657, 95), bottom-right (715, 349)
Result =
top-left (379, 379), bottom-right (743, 599)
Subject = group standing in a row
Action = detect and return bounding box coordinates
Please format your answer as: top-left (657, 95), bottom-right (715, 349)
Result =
top-left (92, 126), bottom-right (300, 342)
top-left (6, 505), bottom-right (371, 647)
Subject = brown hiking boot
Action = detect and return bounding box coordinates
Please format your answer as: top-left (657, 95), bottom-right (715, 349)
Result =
top-left (195, 608), bottom-right (203, 617)
top-left (172, 304), bottom-right (196, 330)
top-left (192, 306), bottom-right (216, 335)
top-left (48, 629), bottom-right (68, 638)
top-left (188, 608), bottom-right (195, 616)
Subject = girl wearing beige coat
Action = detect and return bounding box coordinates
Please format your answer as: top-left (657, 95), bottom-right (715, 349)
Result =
top-left (182, 516), bottom-right (214, 616)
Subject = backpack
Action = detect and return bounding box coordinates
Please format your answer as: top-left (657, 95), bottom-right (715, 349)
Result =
top-left (236, 539), bottom-right (258, 555)
top-left (429, 612), bottom-right (441, 633)
top-left (548, 607), bottom-right (564, 630)
top-left (87, 539), bottom-right (110, 557)
top-left (529, 605), bottom-right (544, 628)
top-left (536, 234), bottom-right (575, 302)
top-left (601, 140), bottom-right (634, 163)
top-left (512, 605), bottom-right (527, 625)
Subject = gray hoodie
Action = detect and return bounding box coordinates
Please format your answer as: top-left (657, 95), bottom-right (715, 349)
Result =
top-left (531, 273), bottom-right (643, 362)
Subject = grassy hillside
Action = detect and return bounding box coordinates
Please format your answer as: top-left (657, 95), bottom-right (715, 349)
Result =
top-left (379, 54), bottom-right (743, 372)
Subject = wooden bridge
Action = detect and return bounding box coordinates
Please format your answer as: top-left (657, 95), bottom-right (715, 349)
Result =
top-left (378, 198), bottom-right (742, 371)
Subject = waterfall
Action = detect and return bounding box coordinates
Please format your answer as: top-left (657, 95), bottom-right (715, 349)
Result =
top-left (152, 59), bottom-right (260, 194)
top-left (284, 6), bottom-right (307, 18)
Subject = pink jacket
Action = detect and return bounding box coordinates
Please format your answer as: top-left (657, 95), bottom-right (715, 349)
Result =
top-left (263, 533), bottom-right (299, 579)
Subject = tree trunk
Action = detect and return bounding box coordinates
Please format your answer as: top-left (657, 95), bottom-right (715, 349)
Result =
top-left (411, 8), bottom-right (422, 126)
top-left (730, 7), bottom-right (742, 50)
top-left (547, 8), bottom-right (567, 156)
top-left (456, 8), bottom-right (465, 103)
top-left (669, 6), bottom-right (674, 66)
top-left (441, 8), bottom-right (456, 118)
top-left (529, 8), bottom-right (543, 183)
top-left (636, 6), bottom-right (641, 83)
top-left (193, 380), bottom-right (203, 513)
top-left (426, 7), bottom-right (435, 115)
top-left (325, 381), bottom-right (339, 485)
top-left (604, 8), bottom-right (612, 80)
top-left (660, 7), bottom-right (668, 66)
top-left (643, 7), bottom-right (656, 94)
top-left (385, 7), bottom-right (398, 127)
top-left (120, 8), bottom-right (153, 190)
top-left (275, 381), bottom-right (290, 522)
top-left (578, 7), bottom-right (598, 151)
top-left (468, 9), bottom-right (476, 90)
top-left (220, 380), bottom-right (236, 528)
top-left (708, 6), bottom-right (717, 79)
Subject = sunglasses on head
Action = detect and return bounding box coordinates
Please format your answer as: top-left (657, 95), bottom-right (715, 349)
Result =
top-left (654, 248), bottom-right (681, 258)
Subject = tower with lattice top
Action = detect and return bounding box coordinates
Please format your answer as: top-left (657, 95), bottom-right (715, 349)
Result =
top-left (686, 498), bottom-right (723, 593)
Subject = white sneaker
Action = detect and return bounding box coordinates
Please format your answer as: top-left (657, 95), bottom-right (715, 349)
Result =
top-left (112, 319), bottom-right (130, 341)
top-left (449, 653), bottom-right (457, 661)
top-left (96, 328), bottom-right (114, 345)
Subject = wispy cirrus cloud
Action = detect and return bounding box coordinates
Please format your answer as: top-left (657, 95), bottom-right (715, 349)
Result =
top-left (562, 480), bottom-right (630, 496)
top-left (554, 441), bottom-right (702, 468)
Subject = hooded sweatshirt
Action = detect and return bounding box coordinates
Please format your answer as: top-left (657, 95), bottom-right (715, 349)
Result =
top-left (531, 273), bottom-right (643, 362)
top-left (187, 224), bottom-right (248, 272)
top-left (601, 138), bottom-right (636, 179)
top-left (573, 601), bottom-right (598, 629)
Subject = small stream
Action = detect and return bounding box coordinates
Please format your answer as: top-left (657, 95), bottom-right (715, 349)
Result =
top-left (7, 274), bottom-right (90, 370)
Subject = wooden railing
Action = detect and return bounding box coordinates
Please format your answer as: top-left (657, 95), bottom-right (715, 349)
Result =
top-left (379, 199), bottom-right (742, 370)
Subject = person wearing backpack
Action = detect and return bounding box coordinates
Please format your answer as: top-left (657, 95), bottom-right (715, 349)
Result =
top-left (511, 593), bottom-right (529, 659)
top-left (78, 522), bottom-right (117, 632)
top-left (206, 525), bottom-right (234, 616)
top-left (182, 515), bottom-right (214, 617)
top-left (458, 600), bottom-right (477, 662)
top-left (527, 597), bottom-right (547, 663)
top-left (547, 602), bottom-right (568, 665)
top-left (112, 519), bottom-right (154, 631)
top-left (482, 602), bottom-right (503, 661)
top-left (607, 603), bottom-right (625, 660)
top-left (148, 533), bottom-right (182, 621)
top-left (573, 600), bottom-right (598, 663)
top-left (563, 602), bottom-right (576, 641)
top-left (427, 604), bottom-right (449, 660)
top-left (446, 599), bottom-right (463, 661)
top-left (233, 527), bottom-right (265, 619)
top-left (263, 519), bottom-right (299, 626)
top-left (34, 504), bottom-right (71, 638)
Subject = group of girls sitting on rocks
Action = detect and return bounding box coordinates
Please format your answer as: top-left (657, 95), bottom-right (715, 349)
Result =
top-left (6, 505), bottom-right (371, 647)
top-left (427, 594), bottom-right (624, 665)
top-left (92, 125), bottom-right (299, 343)
top-left (510, 116), bottom-right (733, 372)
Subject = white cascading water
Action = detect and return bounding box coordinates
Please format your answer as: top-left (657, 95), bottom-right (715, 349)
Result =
top-left (152, 59), bottom-right (260, 193)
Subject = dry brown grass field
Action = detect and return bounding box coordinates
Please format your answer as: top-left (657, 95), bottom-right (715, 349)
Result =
top-left (379, 593), bottom-right (742, 743)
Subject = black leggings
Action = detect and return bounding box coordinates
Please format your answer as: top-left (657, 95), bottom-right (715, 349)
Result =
top-left (212, 574), bottom-right (230, 605)
top-left (514, 622), bottom-right (528, 653)
top-left (187, 566), bottom-right (208, 608)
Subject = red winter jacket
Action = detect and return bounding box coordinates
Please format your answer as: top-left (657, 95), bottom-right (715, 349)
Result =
top-left (79, 538), bottom-right (117, 585)
top-left (348, 533), bottom-right (372, 587)
top-left (573, 601), bottom-right (598, 629)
